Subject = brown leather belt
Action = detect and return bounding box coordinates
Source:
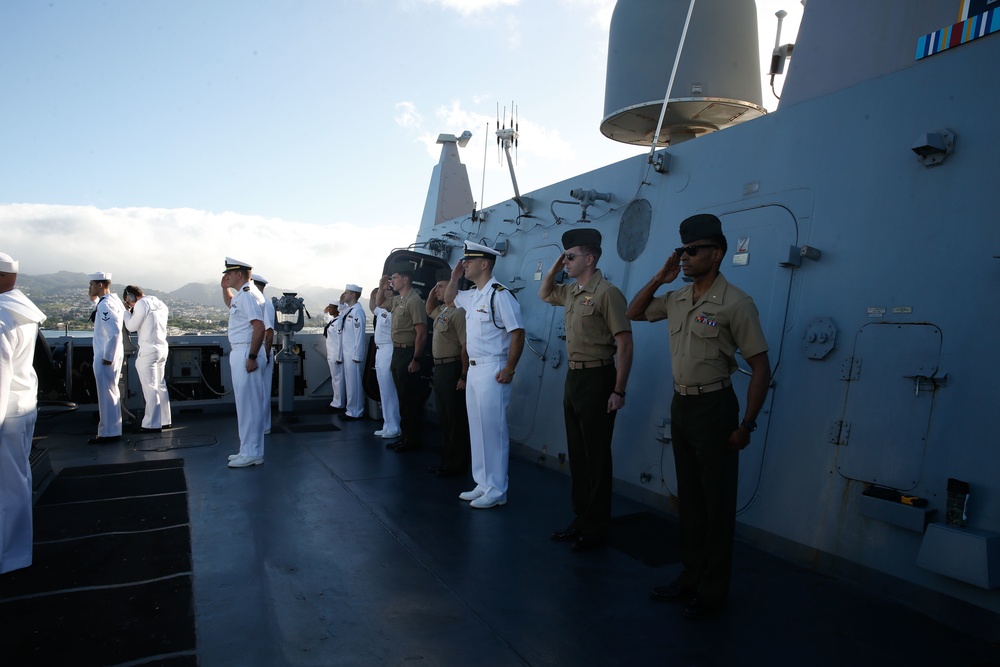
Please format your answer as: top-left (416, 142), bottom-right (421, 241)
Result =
top-left (434, 356), bottom-right (460, 365)
top-left (393, 343), bottom-right (413, 348)
top-left (568, 358), bottom-right (614, 370)
top-left (673, 378), bottom-right (732, 396)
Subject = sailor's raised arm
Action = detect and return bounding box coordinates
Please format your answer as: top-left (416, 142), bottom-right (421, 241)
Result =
top-left (443, 261), bottom-right (464, 304)
top-left (627, 252), bottom-right (680, 321)
top-left (538, 253), bottom-right (565, 301)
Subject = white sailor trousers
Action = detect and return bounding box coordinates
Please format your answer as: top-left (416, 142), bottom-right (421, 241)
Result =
top-left (136, 349), bottom-right (171, 429)
top-left (374, 343), bottom-right (400, 433)
top-left (231, 344), bottom-right (265, 458)
top-left (260, 353), bottom-right (273, 432)
top-left (0, 411), bottom-right (37, 573)
top-left (93, 357), bottom-right (123, 437)
top-left (466, 358), bottom-right (511, 495)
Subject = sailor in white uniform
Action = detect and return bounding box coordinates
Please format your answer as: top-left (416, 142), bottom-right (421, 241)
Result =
top-left (0, 251), bottom-right (46, 573)
top-left (368, 287), bottom-right (401, 439)
top-left (338, 283), bottom-right (367, 420)
top-left (323, 299), bottom-right (346, 411)
top-left (88, 271), bottom-right (125, 444)
top-left (444, 242), bottom-right (525, 509)
top-left (252, 274), bottom-right (276, 435)
top-left (122, 285), bottom-right (172, 431)
top-left (221, 257), bottom-right (266, 468)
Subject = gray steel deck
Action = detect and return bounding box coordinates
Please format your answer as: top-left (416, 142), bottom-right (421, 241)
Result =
top-left (24, 402), bottom-right (1000, 666)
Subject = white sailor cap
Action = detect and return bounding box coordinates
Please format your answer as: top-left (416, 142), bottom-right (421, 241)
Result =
top-left (0, 251), bottom-right (18, 273)
top-left (223, 256), bottom-right (253, 273)
top-left (463, 241), bottom-right (500, 259)
top-left (88, 271), bottom-right (112, 282)
top-left (252, 273), bottom-right (268, 285)
top-left (346, 283), bottom-right (362, 293)
top-left (328, 297), bottom-right (340, 307)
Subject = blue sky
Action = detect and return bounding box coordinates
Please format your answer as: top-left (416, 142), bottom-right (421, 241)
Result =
top-left (0, 0), bottom-right (800, 296)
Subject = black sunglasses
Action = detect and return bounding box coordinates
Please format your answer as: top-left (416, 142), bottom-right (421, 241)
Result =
top-left (675, 244), bottom-right (719, 257)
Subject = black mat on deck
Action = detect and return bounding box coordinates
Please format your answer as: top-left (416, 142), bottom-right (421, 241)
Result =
top-left (0, 458), bottom-right (197, 665)
top-left (609, 511), bottom-right (681, 567)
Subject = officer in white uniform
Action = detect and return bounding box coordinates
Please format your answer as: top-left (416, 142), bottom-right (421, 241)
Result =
top-left (122, 285), bottom-right (172, 431)
top-left (252, 274), bottom-right (276, 435)
top-left (338, 283), bottom-right (367, 420)
top-left (221, 257), bottom-right (266, 468)
top-left (444, 242), bottom-right (525, 509)
top-left (323, 299), bottom-right (346, 411)
top-left (0, 251), bottom-right (46, 573)
top-left (368, 287), bottom-right (401, 439)
top-left (88, 271), bottom-right (125, 444)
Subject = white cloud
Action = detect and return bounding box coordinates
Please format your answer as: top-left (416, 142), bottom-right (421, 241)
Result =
top-left (420, 0), bottom-right (520, 17)
top-left (394, 101), bottom-right (423, 130)
top-left (0, 204), bottom-right (417, 297)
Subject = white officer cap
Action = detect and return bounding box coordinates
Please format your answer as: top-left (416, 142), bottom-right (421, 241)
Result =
top-left (223, 257), bottom-right (253, 273)
top-left (252, 273), bottom-right (268, 285)
top-left (346, 283), bottom-right (362, 293)
top-left (328, 297), bottom-right (340, 306)
top-left (0, 252), bottom-right (18, 273)
top-left (463, 241), bottom-right (500, 259)
top-left (88, 271), bottom-right (112, 282)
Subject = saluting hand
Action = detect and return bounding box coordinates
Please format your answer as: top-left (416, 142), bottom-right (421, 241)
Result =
top-left (653, 251), bottom-right (681, 285)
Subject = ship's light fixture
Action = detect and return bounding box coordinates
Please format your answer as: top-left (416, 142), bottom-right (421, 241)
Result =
top-left (911, 129), bottom-right (955, 167)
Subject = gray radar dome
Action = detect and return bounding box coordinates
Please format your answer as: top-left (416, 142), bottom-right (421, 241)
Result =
top-left (601, 0), bottom-right (766, 146)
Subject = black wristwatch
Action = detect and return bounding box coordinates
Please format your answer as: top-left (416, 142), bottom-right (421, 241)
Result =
top-left (248, 353), bottom-right (258, 360)
top-left (613, 390), bottom-right (626, 398)
top-left (740, 419), bottom-right (757, 432)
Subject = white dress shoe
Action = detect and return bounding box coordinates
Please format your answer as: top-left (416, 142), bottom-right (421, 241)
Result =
top-left (380, 431), bottom-right (402, 439)
top-left (228, 455), bottom-right (264, 468)
top-left (459, 488), bottom-right (485, 501)
top-left (470, 493), bottom-right (507, 509)
top-left (374, 429), bottom-right (385, 436)
top-left (228, 454), bottom-right (240, 461)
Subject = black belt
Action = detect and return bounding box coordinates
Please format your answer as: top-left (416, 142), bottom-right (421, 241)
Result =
top-left (434, 356), bottom-right (460, 365)
top-left (568, 358), bottom-right (613, 370)
top-left (673, 378), bottom-right (732, 396)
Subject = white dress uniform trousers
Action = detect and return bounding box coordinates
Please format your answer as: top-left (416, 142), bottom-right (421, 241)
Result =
top-left (229, 285), bottom-right (266, 458)
top-left (92, 293), bottom-right (125, 437)
top-left (324, 313), bottom-right (345, 408)
top-left (340, 303), bottom-right (367, 418)
top-left (0, 289), bottom-right (46, 573)
top-left (123, 295), bottom-right (171, 429)
top-left (372, 307), bottom-right (400, 434)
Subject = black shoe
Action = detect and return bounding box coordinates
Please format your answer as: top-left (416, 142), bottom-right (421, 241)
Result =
top-left (435, 467), bottom-right (465, 478)
top-left (328, 406), bottom-right (346, 413)
top-left (571, 535), bottom-right (606, 552)
top-left (87, 435), bottom-right (122, 445)
top-left (161, 424), bottom-right (172, 430)
top-left (137, 427), bottom-right (161, 433)
top-left (338, 413), bottom-right (361, 421)
top-left (682, 597), bottom-right (725, 620)
top-left (650, 581), bottom-right (696, 603)
top-left (550, 525), bottom-right (580, 542)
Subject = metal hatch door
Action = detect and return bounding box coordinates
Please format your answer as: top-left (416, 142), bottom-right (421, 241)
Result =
top-left (836, 323), bottom-right (941, 490)
top-left (507, 245), bottom-right (559, 443)
top-left (716, 205), bottom-right (796, 510)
